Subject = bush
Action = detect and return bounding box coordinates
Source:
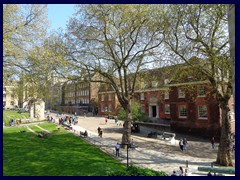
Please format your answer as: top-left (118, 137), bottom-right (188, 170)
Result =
top-left (108, 165), bottom-right (168, 176)
top-left (117, 101), bottom-right (149, 123)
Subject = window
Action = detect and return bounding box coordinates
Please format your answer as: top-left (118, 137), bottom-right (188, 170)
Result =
top-left (198, 105), bottom-right (208, 119)
top-left (164, 91), bottom-right (169, 99)
top-left (140, 104), bottom-right (145, 113)
top-left (140, 93), bottom-right (144, 100)
top-left (108, 94), bottom-right (112, 101)
top-left (178, 88), bottom-right (185, 98)
top-left (179, 105), bottom-right (187, 118)
top-left (108, 104), bottom-right (112, 112)
top-left (101, 105), bottom-right (105, 112)
top-left (10, 101), bottom-right (14, 105)
top-left (101, 95), bottom-right (104, 101)
top-left (198, 86), bottom-right (205, 97)
top-left (165, 104), bottom-right (170, 114)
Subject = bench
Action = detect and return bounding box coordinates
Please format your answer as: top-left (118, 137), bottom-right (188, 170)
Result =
top-left (80, 131), bottom-right (88, 137)
top-left (161, 132), bottom-right (176, 141)
top-left (198, 167), bottom-right (235, 175)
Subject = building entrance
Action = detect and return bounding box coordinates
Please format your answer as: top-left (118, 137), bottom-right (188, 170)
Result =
top-left (152, 106), bottom-right (157, 117)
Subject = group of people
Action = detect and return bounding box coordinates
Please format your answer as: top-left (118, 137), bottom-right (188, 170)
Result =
top-left (179, 138), bottom-right (188, 151)
top-left (9, 119), bottom-right (22, 126)
top-left (58, 115), bottom-right (78, 126)
top-left (171, 166), bottom-right (188, 176)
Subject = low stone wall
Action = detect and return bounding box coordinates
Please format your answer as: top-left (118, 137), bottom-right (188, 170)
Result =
top-left (137, 122), bottom-right (171, 132)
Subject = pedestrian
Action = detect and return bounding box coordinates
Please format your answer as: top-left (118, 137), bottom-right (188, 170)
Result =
top-left (179, 139), bottom-right (184, 151)
top-left (105, 118), bottom-right (108, 124)
top-left (171, 171), bottom-right (177, 176)
top-left (97, 127), bottom-right (101, 135)
top-left (178, 166), bottom-right (184, 176)
top-left (211, 137), bottom-right (215, 149)
top-left (207, 171), bottom-right (213, 176)
top-left (183, 138), bottom-right (188, 151)
top-left (115, 142), bottom-right (120, 157)
top-left (99, 129), bottom-right (102, 137)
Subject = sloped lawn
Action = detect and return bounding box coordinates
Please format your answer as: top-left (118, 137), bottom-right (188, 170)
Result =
top-left (3, 110), bottom-right (30, 126)
top-left (3, 124), bottom-right (126, 176)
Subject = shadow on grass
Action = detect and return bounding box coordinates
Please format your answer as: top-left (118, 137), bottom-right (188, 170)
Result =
top-left (3, 126), bottom-right (126, 176)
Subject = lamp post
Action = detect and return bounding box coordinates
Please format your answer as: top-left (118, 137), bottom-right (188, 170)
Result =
top-left (121, 143), bottom-right (131, 167)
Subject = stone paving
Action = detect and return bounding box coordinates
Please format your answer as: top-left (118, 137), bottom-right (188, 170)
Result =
top-left (49, 113), bottom-right (235, 176)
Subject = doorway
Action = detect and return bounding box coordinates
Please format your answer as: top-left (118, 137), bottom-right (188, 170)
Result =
top-left (152, 106), bottom-right (157, 117)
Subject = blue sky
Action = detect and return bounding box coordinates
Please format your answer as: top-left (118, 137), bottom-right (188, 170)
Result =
top-left (47, 4), bottom-right (76, 31)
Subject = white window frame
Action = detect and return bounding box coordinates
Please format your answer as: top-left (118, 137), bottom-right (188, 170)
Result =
top-left (164, 91), bottom-right (169, 99)
top-left (140, 93), bottom-right (144, 100)
top-left (198, 105), bottom-right (208, 119)
top-left (179, 105), bottom-right (187, 118)
top-left (101, 94), bottom-right (104, 101)
top-left (178, 88), bottom-right (185, 98)
top-left (165, 104), bottom-right (170, 114)
top-left (198, 86), bottom-right (206, 97)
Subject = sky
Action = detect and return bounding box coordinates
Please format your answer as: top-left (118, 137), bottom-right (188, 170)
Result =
top-left (47, 4), bottom-right (76, 31)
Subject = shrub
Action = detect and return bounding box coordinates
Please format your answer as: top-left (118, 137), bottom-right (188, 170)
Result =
top-left (108, 165), bottom-right (168, 176)
top-left (117, 101), bottom-right (149, 122)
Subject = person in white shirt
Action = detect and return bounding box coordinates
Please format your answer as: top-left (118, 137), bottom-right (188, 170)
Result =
top-left (115, 143), bottom-right (120, 157)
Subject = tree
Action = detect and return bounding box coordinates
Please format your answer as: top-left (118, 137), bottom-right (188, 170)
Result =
top-left (64, 4), bottom-right (166, 147)
top-left (3, 4), bottom-right (48, 82)
top-left (163, 4), bottom-right (233, 166)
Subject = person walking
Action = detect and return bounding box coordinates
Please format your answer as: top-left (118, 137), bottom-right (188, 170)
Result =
top-left (97, 127), bottom-right (101, 136)
top-left (183, 138), bottom-right (188, 151)
top-left (211, 137), bottom-right (215, 149)
top-left (99, 129), bottom-right (103, 138)
top-left (179, 139), bottom-right (184, 151)
top-left (178, 166), bottom-right (184, 176)
top-left (115, 143), bottom-right (120, 157)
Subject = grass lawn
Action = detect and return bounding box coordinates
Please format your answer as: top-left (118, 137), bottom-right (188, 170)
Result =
top-left (3, 110), bottom-right (30, 126)
top-left (3, 123), bottom-right (126, 176)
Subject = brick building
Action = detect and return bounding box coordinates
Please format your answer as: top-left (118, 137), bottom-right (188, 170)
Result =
top-left (97, 65), bottom-right (235, 138)
top-left (55, 73), bottom-right (101, 115)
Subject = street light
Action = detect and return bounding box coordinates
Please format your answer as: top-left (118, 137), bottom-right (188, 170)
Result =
top-left (121, 143), bottom-right (131, 167)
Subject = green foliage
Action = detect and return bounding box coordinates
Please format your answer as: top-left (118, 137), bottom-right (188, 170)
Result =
top-left (117, 101), bottom-right (149, 122)
top-left (108, 165), bottom-right (168, 176)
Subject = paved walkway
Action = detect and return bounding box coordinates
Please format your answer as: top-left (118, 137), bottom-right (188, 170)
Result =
top-left (49, 113), bottom-right (235, 176)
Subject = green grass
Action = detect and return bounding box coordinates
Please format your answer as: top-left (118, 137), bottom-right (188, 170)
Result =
top-left (3, 110), bottom-right (30, 126)
top-left (3, 123), bottom-right (126, 176)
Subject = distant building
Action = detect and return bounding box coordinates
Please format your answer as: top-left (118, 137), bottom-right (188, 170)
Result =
top-left (3, 86), bottom-right (18, 109)
top-left (55, 73), bottom-right (101, 115)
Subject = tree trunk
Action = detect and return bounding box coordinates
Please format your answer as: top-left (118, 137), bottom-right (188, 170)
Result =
top-left (121, 103), bottom-right (132, 149)
top-left (216, 100), bottom-right (233, 166)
